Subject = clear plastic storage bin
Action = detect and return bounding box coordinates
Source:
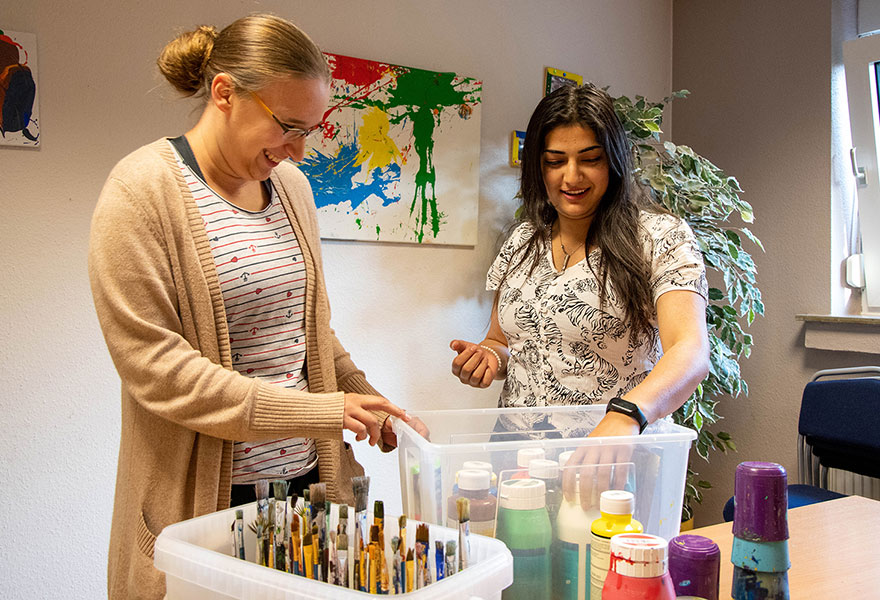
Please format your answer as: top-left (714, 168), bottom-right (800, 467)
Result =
top-left (393, 405), bottom-right (696, 543)
top-left (155, 500), bottom-right (512, 599)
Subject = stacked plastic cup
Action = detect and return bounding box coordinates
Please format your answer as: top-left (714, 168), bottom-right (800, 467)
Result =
top-left (730, 461), bottom-right (790, 599)
top-left (669, 534), bottom-right (720, 600)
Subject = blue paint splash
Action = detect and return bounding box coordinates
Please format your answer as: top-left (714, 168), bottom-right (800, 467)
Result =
top-left (300, 141), bottom-right (400, 210)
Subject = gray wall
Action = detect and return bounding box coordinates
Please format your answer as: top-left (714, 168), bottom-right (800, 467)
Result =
top-left (0, 1), bottom-right (672, 597)
top-left (672, 0), bottom-right (879, 526)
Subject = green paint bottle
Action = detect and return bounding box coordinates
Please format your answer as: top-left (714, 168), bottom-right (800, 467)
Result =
top-left (496, 478), bottom-right (553, 600)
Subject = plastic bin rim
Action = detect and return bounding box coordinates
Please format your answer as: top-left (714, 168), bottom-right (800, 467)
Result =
top-left (155, 501), bottom-right (514, 598)
top-left (393, 406), bottom-right (696, 454)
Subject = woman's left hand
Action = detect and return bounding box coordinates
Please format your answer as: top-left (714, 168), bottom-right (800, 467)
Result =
top-left (381, 415), bottom-right (430, 448)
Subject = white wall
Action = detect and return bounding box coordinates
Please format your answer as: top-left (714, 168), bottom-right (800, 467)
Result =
top-left (672, 0), bottom-right (880, 526)
top-left (0, 1), bottom-right (672, 597)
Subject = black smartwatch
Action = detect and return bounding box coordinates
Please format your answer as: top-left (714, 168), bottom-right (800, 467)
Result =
top-left (605, 397), bottom-right (648, 434)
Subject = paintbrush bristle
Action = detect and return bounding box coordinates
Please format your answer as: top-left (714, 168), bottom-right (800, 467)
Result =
top-left (338, 532), bottom-right (348, 548)
top-left (352, 476), bottom-right (370, 512)
top-left (391, 536), bottom-right (400, 552)
top-left (273, 479), bottom-right (288, 501)
top-left (446, 540), bottom-right (456, 556)
top-left (339, 503), bottom-right (348, 519)
top-left (406, 548), bottom-right (414, 560)
top-left (435, 540), bottom-right (443, 553)
top-left (398, 514), bottom-right (406, 529)
top-left (457, 497), bottom-right (470, 522)
top-left (374, 500), bottom-right (384, 519)
top-left (309, 482), bottom-right (326, 506)
top-left (255, 480), bottom-right (269, 499)
top-left (416, 523), bottom-right (430, 543)
top-left (304, 531), bottom-right (312, 545)
top-left (370, 524), bottom-right (380, 543)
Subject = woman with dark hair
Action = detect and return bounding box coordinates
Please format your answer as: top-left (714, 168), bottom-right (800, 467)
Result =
top-left (89, 15), bottom-right (424, 599)
top-left (451, 83), bottom-right (709, 475)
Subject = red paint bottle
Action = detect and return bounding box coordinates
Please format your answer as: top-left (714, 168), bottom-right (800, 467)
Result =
top-left (602, 533), bottom-right (676, 600)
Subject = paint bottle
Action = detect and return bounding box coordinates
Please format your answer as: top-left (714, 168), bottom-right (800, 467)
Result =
top-left (512, 447), bottom-right (546, 479)
top-left (554, 475), bottom-right (601, 600)
top-left (529, 459), bottom-right (562, 523)
top-left (730, 462), bottom-right (790, 600)
top-left (668, 534), bottom-right (720, 600)
top-left (495, 478), bottom-right (553, 600)
top-left (590, 490), bottom-right (643, 600)
top-left (447, 469), bottom-right (497, 537)
top-left (602, 533), bottom-right (676, 600)
top-left (460, 460), bottom-right (498, 496)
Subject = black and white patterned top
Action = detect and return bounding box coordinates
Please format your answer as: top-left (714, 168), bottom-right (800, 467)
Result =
top-left (487, 211), bottom-right (708, 415)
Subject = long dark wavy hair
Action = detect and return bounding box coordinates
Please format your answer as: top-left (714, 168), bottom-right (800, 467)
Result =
top-left (498, 83), bottom-right (662, 338)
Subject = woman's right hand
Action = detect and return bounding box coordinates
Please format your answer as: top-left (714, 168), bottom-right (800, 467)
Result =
top-left (450, 340), bottom-right (500, 388)
top-left (343, 393), bottom-right (409, 446)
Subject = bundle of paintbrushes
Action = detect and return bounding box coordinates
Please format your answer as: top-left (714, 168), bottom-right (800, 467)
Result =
top-left (232, 476), bottom-right (470, 594)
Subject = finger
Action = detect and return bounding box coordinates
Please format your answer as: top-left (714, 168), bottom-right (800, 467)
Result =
top-left (359, 396), bottom-right (409, 420)
top-left (612, 446), bottom-right (634, 490)
top-left (451, 345), bottom-right (478, 377)
top-left (480, 364), bottom-right (495, 388)
top-left (562, 446), bottom-right (586, 503)
top-left (449, 339), bottom-right (467, 353)
top-left (460, 352), bottom-right (484, 385)
top-left (366, 416), bottom-right (381, 446)
top-left (596, 447), bottom-right (615, 496)
top-left (345, 416), bottom-right (367, 442)
top-left (468, 360), bottom-right (487, 387)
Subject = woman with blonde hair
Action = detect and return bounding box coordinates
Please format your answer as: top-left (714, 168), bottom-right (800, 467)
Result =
top-left (89, 14), bottom-right (420, 598)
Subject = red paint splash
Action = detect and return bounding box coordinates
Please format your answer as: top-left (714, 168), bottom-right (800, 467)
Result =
top-left (328, 53), bottom-right (391, 87)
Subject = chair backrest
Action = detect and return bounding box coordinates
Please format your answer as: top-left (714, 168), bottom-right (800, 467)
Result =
top-left (798, 367), bottom-right (880, 488)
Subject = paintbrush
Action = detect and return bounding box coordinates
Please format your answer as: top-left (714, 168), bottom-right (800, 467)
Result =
top-left (290, 508), bottom-right (301, 576)
top-left (272, 480), bottom-right (288, 571)
top-left (371, 524), bottom-right (389, 594)
top-left (368, 535), bottom-right (380, 594)
top-left (324, 500), bottom-right (332, 582)
top-left (405, 548), bottom-right (414, 592)
top-left (435, 540), bottom-right (445, 580)
top-left (309, 483), bottom-right (326, 580)
top-left (329, 530), bottom-right (338, 585)
top-left (352, 476), bottom-right (370, 591)
top-left (457, 496), bottom-right (470, 571)
top-left (416, 523), bottom-right (431, 588)
top-left (287, 492), bottom-right (298, 573)
top-left (303, 528), bottom-right (314, 580)
top-left (337, 528), bottom-right (349, 589)
top-left (254, 480), bottom-right (270, 566)
top-left (391, 536), bottom-right (401, 594)
top-left (233, 509), bottom-right (245, 560)
top-left (445, 540), bottom-right (457, 577)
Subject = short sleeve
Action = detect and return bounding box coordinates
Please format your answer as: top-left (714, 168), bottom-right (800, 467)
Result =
top-left (644, 213), bottom-right (708, 303)
top-left (486, 223), bottom-right (534, 291)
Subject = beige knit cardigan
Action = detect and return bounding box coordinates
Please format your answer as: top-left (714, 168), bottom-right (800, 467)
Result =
top-left (89, 139), bottom-right (383, 600)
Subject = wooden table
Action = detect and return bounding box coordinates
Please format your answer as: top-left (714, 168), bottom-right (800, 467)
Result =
top-left (689, 495), bottom-right (880, 598)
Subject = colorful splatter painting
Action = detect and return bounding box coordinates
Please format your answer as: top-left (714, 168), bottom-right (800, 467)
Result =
top-left (0, 30), bottom-right (39, 147)
top-left (299, 53), bottom-right (482, 245)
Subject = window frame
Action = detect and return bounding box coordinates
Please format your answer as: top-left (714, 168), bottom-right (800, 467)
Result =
top-left (843, 33), bottom-right (880, 314)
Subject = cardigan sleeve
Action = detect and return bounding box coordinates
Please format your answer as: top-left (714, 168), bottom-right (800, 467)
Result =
top-left (88, 165), bottom-right (345, 442)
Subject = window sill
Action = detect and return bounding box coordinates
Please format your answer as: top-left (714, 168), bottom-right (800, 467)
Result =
top-left (796, 314), bottom-right (880, 354)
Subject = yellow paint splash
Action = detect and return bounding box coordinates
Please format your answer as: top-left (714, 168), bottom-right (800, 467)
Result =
top-left (355, 107), bottom-right (401, 172)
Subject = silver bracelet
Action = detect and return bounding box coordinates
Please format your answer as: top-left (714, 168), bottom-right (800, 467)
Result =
top-left (479, 344), bottom-right (503, 370)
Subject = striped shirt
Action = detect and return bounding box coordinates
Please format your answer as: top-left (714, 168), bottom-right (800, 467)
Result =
top-left (171, 142), bottom-right (318, 484)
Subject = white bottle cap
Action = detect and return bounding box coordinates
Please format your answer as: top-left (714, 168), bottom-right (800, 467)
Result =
top-left (609, 533), bottom-right (668, 578)
top-left (528, 458), bottom-right (559, 479)
top-left (558, 450), bottom-right (575, 467)
top-left (499, 478), bottom-right (546, 510)
top-left (462, 460), bottom-right (493, 473)
top-left (457, 469), bottom-right (491, 491)
top-left (600, 489), bottom-right (635, 515)
top-left (517, 447), bottom-right (545, 468)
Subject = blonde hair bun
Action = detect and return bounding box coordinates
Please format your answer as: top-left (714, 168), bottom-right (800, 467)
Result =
top-left (157, 25), bottom-right (218, 96)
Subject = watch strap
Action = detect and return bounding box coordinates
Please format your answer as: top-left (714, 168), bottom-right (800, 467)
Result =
top-left (605, 397), bottom-right (648, 433)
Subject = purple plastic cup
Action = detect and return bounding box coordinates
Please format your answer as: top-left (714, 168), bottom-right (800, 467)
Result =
top-left (732, 461), bottom-right (789, 542)
top-left (669, 534), bottom-right (720, 600)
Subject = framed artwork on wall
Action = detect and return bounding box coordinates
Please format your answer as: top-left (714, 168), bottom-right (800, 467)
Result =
top-left (510, 130), bottom-right (525, 167)
top-left (299, 52), bottom-right (482, 245)
top-left (0, 29), bottom-right (39, 147)
top-left (544, 66), bottom-right (582, 96)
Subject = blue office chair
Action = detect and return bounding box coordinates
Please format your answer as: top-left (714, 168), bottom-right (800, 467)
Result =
top-left (722, 366), bottom-right (880, 522)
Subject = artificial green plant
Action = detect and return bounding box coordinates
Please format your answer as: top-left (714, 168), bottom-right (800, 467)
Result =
top-left (612, 90), bottom-right (764, 520)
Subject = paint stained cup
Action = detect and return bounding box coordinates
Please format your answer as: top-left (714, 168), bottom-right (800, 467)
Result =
top-left (669, 534), bottom-right (720, 600)
top-left (732, 462), bottom-right (788, 542)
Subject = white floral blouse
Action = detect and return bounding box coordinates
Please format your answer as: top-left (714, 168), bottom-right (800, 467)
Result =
top-left (487, 211), bottom-right (708, 414)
